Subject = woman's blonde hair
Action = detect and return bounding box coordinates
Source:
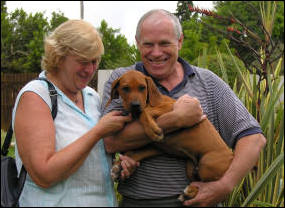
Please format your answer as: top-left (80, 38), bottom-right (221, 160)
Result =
top-left (41, 19), bottom-right (104, 73)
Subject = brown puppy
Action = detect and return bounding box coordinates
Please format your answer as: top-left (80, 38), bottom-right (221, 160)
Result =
top-left (107, 70), bottom-right (233, 200)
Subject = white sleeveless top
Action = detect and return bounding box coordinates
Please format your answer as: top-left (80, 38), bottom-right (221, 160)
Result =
top-left (12, 71), bottom-right (117, 207)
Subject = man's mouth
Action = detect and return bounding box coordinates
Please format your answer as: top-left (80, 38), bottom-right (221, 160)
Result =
top-left (148, 57), bottom-right (168, 66)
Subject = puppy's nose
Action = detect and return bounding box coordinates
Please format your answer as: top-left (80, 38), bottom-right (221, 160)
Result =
top-left (130, 101), bottom-right (142, 119)
top-left (130, 101), bottom-right (141, 110)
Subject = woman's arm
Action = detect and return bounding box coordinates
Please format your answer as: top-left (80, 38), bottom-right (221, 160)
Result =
top-left (15, 92), bottom-right (130, 188)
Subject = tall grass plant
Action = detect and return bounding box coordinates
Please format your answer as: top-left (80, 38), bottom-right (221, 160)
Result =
top-left (214, 46), bottom-right (284, 207)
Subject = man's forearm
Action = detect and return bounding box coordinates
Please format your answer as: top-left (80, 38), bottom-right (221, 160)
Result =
top-left (219, 133), bottom-right (266, 192)
top-left (104, 112), bottom-right (184, 153)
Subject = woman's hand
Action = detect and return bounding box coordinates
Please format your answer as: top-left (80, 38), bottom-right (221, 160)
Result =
top-left (96, 111), bottom-right (132, 138)
top-left (119, 154), bottom-right (140, 180)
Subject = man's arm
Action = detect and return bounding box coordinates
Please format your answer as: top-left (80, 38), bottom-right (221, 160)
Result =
top-left (104, 95), bottom-right (205, 153)
top-left (184, 133), bottom-right (266, 207)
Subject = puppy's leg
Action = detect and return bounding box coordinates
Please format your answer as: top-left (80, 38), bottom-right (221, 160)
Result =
top-left (111, 159), bottom-right (122, 181)
top-left (178, 160), bottom-right (200, 202)
top-left (140, 110), bottom-right (163, 141)
top-left (178, 184), bottom-right (199, 202)
top-left (111, 146), bottom-right (163, 181)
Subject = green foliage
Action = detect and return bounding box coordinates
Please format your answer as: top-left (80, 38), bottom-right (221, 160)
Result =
top-left (176, 1), bottom-right (284, 74)
top-left (219, 42), bottom-right (284, 207)
top-left (98, 20), bottom-right (139, 70)
top-left (1, 2), bottom-right (139, 73)
top-left (174, 1), bottom-right (194, 22)
top-left (1, 130), bottom-right (15, 158)
top-left (210, 1), bottom-right (284, 69)
top-left (1, 4), bottom-right (68, 73)
top-left (213, 1), bottom-right (284, 43)
top-left (193, 49), bottom-right (246, 88)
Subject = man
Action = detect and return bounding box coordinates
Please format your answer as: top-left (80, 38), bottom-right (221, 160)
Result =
top-left (102, 9), bottom-right (266, 207)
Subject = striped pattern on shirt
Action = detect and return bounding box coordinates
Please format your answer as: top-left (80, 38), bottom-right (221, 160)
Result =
top-left (101, 58), bottom-right (262, 199)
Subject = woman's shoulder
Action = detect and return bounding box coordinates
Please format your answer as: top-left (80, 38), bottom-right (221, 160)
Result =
top-left (18, 79), bottom-right (49, 98)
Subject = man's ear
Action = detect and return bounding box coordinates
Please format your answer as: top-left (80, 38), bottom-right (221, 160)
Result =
top-left (178, 33), bottom-right (184, 50)
top-left (135, 36), bottom-right (141, 50)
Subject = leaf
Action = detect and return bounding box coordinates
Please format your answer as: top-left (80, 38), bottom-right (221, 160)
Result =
top-left (242, 153), bottom-right (284, 207)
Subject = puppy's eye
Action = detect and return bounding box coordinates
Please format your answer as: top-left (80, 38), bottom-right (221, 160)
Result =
top-left (138, 85), bottom-right (146, 92)
top-left (122, 86), bottom-right (130, 93)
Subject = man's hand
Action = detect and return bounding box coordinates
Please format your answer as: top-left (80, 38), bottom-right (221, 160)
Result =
top-left (183, 180), bottom-right (232, 207)
top-left (156, 94), bottom-right (206, 134)
top-left (173, 95), bottom-right (206, 128)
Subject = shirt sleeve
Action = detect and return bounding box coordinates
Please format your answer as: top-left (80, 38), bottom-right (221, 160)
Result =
top-left (208, 71), bottom-right (263, 149)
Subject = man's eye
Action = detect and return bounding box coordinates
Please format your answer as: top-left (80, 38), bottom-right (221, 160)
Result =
top-left (143, 43), bottom-right (153, 47)
top-left (160, 42), bottom-right (171, 47)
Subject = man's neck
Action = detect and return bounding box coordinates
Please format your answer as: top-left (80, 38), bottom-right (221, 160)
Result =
top-left (159, 62), bottom-right (184, 92)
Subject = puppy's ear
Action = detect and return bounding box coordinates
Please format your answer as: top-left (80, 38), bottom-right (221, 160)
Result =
top-left (146, 76), bottom-right (162, 107)
top-left (105, 77), bottom-right (120, 107)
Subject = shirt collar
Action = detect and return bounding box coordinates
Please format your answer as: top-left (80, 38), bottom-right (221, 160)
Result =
top-left (135, 57), bottom-right (195, 96)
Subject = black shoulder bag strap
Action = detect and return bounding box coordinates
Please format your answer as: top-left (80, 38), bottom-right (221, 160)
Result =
top-left (1, 77), bottom-right (58, 190)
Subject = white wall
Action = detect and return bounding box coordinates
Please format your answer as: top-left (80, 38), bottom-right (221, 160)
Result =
top-left (97, 69), bottom-right (114, 98)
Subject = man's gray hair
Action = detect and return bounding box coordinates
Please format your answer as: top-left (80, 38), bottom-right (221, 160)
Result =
top-left (135, 9), bottom-right (182, 40)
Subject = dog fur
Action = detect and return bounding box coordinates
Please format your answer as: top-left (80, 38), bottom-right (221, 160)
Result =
top-left (106, 70), bottom-right (234, 200)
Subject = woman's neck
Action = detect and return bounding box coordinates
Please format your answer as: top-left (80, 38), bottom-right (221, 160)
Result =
top-left (46, 72), bottom-right (81, 103)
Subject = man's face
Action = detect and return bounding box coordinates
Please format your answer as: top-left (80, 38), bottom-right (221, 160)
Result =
top-left (136, 14), bottom-right (183, 80)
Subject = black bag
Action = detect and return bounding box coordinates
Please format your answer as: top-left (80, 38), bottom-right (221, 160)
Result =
top-left (1, 78), bottom-right (57, 207)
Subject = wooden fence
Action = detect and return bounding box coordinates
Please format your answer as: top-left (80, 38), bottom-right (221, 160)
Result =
top-left (1, 72), bottom-right (97, 131)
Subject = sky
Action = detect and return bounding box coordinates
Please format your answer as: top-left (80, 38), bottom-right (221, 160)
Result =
top-left (6, 1), bottom-right (214, 45)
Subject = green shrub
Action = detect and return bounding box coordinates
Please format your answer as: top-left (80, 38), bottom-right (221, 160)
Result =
top-left (192, 52), bottom-right (246, 88)
top-left (1, 130), bottom-right (15, 158)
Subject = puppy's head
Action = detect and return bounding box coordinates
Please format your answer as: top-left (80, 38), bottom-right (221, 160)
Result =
top-left (107, 70), bottom-right (162, 119)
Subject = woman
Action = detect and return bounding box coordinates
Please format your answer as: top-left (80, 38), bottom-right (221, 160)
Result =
top-left (12, 19), bottom-right (134, 207)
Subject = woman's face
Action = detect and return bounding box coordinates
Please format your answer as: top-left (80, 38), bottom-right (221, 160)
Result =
top-left (58, 55), bottom-right (98, 92)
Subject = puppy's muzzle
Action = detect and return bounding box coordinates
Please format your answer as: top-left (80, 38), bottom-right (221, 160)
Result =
top-left (130, 101), bottom-right (142, 119)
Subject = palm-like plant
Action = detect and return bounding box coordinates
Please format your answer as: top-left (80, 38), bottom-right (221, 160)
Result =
top-left (193, 1), bottom-right (284, 206)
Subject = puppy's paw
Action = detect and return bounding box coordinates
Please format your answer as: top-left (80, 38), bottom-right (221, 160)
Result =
top-left (178, 185), bottom-right (199, 201)
top-left (153, 131), bottom-right (164, 142)
top-left (111, 161), bottom-right (122, 181)
top-left (145, 125), bottom-right (164, 142)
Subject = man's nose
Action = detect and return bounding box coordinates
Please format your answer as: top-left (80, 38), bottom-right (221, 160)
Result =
top-left (151, 44), bottom-right (163, 56)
